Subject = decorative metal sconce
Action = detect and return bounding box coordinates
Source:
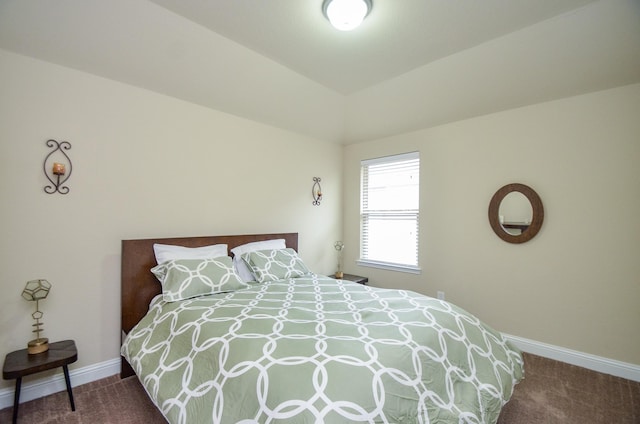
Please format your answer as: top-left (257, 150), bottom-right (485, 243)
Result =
top-left (22, 279), bottom-right (52, 354)
top-left (44, 139), bottom-right (72, 194)
top-left (312, 177), bottom-right (322, 205)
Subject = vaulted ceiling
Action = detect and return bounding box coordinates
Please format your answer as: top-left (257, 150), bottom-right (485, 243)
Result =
top-left (1, 0), bottom-right (639, 143)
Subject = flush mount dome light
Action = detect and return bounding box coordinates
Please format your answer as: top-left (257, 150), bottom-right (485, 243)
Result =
top-left (322, 0), bottom-right (372, 31)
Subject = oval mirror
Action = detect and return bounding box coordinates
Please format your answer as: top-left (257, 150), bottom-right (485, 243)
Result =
top-left (488, 183), bottom-right (544, 243)
top-left (499, 192), bottom-right (532, 236)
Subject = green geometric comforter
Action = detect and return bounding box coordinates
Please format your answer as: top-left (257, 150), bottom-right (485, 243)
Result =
top-left (121, 276), bottom-right (523, 424)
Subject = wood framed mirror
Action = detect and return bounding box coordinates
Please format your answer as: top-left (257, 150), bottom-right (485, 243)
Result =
top-left (488, 183), bottom-right (544, 244)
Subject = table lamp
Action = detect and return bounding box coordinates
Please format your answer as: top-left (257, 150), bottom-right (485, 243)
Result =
top-left (22, 279), bottom-right (52, 354)
top-left (334, 241), bottom-right (345, 279)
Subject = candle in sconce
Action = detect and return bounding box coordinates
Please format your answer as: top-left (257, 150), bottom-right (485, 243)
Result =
top-left (52, 162), bottom-right (66, 176)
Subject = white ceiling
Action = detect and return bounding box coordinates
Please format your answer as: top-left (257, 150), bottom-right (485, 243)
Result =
top-left (148, 0), bottom-right (597, 95)
top-left (1, 0), bottom-right (639, 143)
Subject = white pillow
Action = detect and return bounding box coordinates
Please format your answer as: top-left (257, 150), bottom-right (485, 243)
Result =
top-left (153, 243), bottom-right (228, 265)
top-left (230, 239), bottom-right (286, 282)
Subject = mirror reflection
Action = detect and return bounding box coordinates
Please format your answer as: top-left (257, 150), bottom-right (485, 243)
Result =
top-left (499, 192), bottom-right (533, 236)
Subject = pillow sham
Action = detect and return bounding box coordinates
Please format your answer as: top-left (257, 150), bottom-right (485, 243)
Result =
top-left (151, 256), bottom-right (247, 302)
top-left (153, 243), bottom-right (228, 265)
top-left (230, 239), bottom-right (286, 282)
top-left (241, 248), bottom-right (311, 283)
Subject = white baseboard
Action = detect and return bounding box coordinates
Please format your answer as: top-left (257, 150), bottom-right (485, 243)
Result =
top-left (0, 357), bottom-right (120, 410)
top-left (503, 333), bottom-right (640, 382)
top-left (1, 337), bottom-right (639, 410)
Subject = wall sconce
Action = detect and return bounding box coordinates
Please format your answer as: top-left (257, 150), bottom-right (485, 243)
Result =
top-left (44, 139), bottom-right (72, 194)
top-left (312, 177), bottom-right (322, 206)
top-left (22, 279), bottom-right (52, 354)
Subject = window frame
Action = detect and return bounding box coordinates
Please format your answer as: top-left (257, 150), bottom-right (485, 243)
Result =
top-left (357, 152), bottom-right (421, 274)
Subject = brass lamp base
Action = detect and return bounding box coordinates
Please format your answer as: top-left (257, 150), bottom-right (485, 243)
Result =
top-left (335, 271), bottom-right (344, 279)
top-left (28, 338), bottom-right (49, 355)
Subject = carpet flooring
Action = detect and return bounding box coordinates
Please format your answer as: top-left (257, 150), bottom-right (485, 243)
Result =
top-left (1, 353), bottom-right (638, 423)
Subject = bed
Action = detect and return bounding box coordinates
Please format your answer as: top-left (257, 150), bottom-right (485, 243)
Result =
top-left (121, 233), bottom-right (523, 423)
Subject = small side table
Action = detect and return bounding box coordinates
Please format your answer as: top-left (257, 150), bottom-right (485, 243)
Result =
top-left (3, 339), bottom-right (78, 424)
top-left (340, 273), bottom-right (368, 285)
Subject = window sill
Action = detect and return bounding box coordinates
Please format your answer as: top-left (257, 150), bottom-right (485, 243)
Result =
top-left (356, 260), bottom-right (421, 274)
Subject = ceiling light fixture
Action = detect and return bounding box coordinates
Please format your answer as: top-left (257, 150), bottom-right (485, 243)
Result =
top-left (322, 0), bottom-right (372, 31)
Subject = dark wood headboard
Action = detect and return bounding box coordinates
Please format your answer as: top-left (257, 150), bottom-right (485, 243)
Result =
top-left (120, 232), bottom-right (298, 378)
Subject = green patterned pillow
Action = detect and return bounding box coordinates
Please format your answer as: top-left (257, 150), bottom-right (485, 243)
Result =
top-left (151, 257), bottom-right (248, 302)
top-left (241, 248), bottom-right (311, 283)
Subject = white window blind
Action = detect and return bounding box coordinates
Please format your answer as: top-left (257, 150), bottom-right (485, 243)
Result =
top-left (359, 152), bottom-right (420, 272)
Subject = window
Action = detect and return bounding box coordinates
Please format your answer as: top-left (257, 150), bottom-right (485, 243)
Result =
top-left (358, 152), bottom-right (420, 273)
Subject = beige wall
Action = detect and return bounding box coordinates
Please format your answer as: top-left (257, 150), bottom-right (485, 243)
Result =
top-left (343, 83), bottom-right (640, 365)
top-left (1, 44), bottom-right (638, 396)
top-left (0, 50), bottom-right (342, 391)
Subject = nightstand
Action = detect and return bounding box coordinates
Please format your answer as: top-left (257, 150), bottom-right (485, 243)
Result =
top-left (340, 273), bottom-right (368, 285)
top-left (3, 340), bottom-right (78, 424)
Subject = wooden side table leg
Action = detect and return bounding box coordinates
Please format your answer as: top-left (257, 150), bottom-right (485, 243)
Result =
top-left (62, 365), bottom-right (75, 411)
top-left (12, 377), bottom-right (22, 424)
